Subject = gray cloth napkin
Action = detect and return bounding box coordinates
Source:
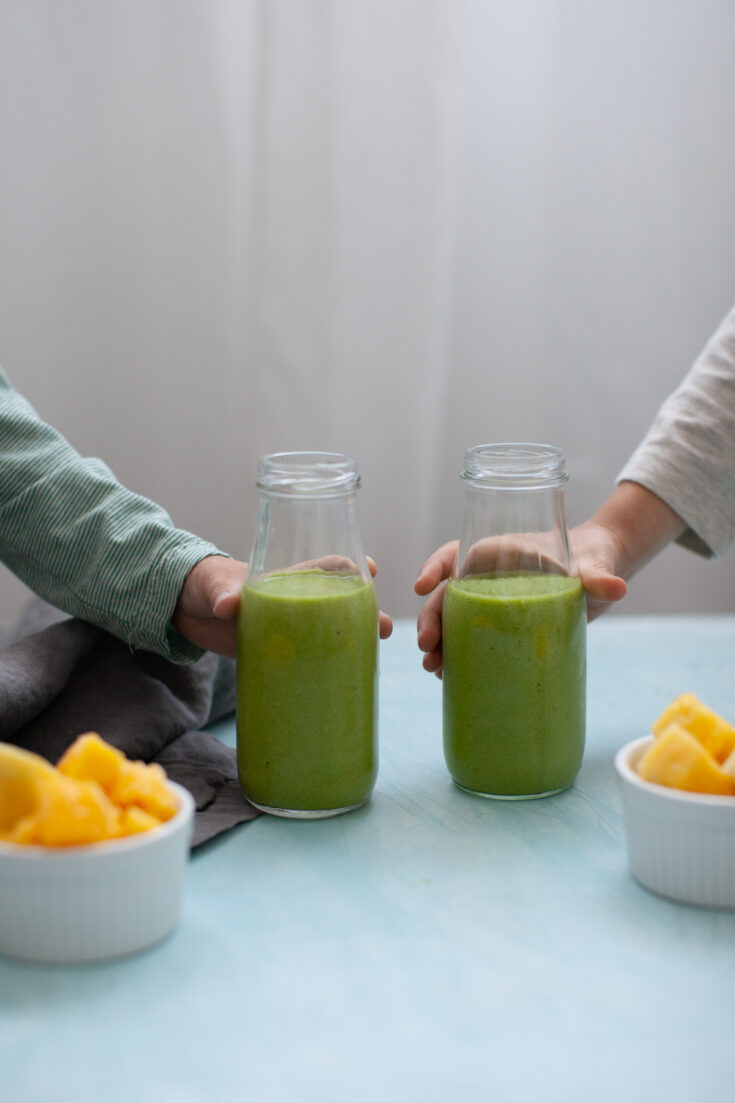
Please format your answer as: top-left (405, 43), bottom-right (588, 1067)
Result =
top-left (0, 599), bottom-right (260, 847)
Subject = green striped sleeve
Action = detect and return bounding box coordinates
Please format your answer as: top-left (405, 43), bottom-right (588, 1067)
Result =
top-left (0, 367), bottom-right (228, 663)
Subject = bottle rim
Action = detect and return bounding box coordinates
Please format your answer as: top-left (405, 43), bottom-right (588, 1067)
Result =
top-left (461, 442), bottom-right (569, 488)
top-left (256, 451), bottom-right (361, 496)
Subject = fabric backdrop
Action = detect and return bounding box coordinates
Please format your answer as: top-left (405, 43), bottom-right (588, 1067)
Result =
top-left (1, 0), bottom-right (735, 624)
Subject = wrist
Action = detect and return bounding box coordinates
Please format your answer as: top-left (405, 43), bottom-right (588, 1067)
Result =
top-left (590, 481), bottom-right (686, 580)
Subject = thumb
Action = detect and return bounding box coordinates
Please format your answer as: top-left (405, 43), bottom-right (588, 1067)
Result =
top-left (578, 563), bottom-right (628, 604)
top-left (194, 557), bottom-right (248, 619)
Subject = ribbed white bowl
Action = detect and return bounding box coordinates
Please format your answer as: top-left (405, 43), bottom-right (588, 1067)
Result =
top-left (0, 781), bottom-right (194, 963)
top-left (615, 736), bottom-right (735, 908)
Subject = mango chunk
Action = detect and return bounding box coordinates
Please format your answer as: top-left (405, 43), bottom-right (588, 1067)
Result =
top-left (651, 693), bottom-right (735, 764)
top-left (57, 732), bottom-right (125, 792)
top-left (0, 742), bottom-right (122, 846)
top-left (118, 806), bottom-right (163, 837)
top-left (638, 724), bottom-right (735, 796)
top-left (108, 760), bottom-right (178, 822)
top-left (58, 733), bottom-right (177, 822)
top-left (23, 777), bottom-right (122, 847)
top-left (0, 743), bottom-right (59, 834)
top-left (0, 735), bottom-right (177, 847)
top-left (721, 747), bottom-right (735, 781)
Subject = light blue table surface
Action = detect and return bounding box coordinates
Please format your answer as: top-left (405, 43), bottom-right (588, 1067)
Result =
top-left (2, 617), bottom-right (735, 1103)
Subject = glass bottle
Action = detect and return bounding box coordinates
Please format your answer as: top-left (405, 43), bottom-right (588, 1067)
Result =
top-left (237, 452), bottom-right (379, 818)
top-left (442, 443), bottom-right (586, 799)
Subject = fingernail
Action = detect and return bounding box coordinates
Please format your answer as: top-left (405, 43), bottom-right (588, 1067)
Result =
top-left (212, 593), bottom-right (232, 617)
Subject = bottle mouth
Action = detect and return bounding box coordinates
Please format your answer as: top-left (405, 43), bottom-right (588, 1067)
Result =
top-left (256, 452), bottom-right (361, 495)
top-left (462, 443), bottom-right (569, 488)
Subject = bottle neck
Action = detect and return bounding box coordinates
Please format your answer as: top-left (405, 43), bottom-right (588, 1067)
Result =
top-left (462, 442), bottom-right (569, 490)
top-left (247, 489), bottom-right (371, 585)
top-left (455, 482), bottom-right (574, 580)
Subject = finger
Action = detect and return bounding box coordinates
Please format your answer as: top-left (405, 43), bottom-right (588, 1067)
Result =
top-left (212, 590), bottom-right (241, 619)
top-left (579, 567), bottom-right (628, 604)
top-left (192, 557), bottom-right (247, 618)
top-left (422, 646), bottom-right (443, 673)
top-left (417, 580), bottom-right (447, 653)
top-left (414, 541), bottom-right (458, 595)
top-left (379, 610), bottom-right (393, 639)
top-left (367, 556), bottom-right (377, 578)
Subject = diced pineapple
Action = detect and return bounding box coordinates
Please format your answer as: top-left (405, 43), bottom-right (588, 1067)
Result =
top-left (638, 724), bottom-right (735, 796)
top-left (57, 732), bottom-right (125, 792)
top-left (651, 693), bottom-right (735, 764)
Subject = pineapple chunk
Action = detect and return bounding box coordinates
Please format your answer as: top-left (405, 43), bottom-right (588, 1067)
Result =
top-left (651, 693), bottom-right (735, 764)
top-left (638, 724), bottom-right (735, 795)
top-left (57, 732), bottom-right (125, 792)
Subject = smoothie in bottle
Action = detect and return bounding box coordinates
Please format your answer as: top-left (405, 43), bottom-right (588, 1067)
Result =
top-left (236, 453), bottom-right (378, 818)
top-left (442, 444), bottom-right (587, 798)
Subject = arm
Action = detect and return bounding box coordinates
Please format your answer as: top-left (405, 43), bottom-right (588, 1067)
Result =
top-left (617, 303), bottom-right (735, 559)
top-left (416, 302), bottom-right (735, 674)
top-left (0, 369), bottom-right (391, 658)
top-left (567, 481), bottom-right (685, 621)
top-left (0, 367), bottom-right (239, 661)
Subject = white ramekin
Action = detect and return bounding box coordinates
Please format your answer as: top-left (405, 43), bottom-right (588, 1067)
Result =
top-left (615, 736), bottom-right (735, 908)
top-left (0, 781), bottom-right (195, 963)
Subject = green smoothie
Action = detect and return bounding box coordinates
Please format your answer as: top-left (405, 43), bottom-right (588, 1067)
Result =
top-left (237, 569), bottom-right (378, 815)
top-left (442, 571), bottom-right (586, 798)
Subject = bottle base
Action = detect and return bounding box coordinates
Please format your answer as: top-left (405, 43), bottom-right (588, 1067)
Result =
top-left (452, 780), bottom-right (571, 801)
top-left (248, 798), bottom-right (368, 820)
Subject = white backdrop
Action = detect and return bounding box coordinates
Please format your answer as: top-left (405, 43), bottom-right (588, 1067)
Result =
top-left (1, 0), bottom-right (735, 625)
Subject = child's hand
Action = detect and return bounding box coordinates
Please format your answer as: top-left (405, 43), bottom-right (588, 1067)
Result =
top-left (173, 556), bottom-right (249, 657)
top-left (415, 541), bottom-right (458, 679)
top-left (174, 555), bottom-right (392, 659)
top-left (568, 521), bottom-right (629, 621)
top-left (415, 530), bottom-right (628, 678)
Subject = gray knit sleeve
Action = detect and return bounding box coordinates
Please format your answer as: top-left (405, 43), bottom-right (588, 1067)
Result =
top-left (617, 304), bottom-right (735, 558)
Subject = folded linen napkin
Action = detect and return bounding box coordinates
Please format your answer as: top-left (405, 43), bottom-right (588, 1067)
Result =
top-left (0, 599), bottom-right (260, 847)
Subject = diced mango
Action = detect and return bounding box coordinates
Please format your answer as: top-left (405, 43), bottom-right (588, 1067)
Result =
top-left (57, 732), bottom-right (125, 792)
top-left (118, 806), bottom-right (163, 837)
top-left (26, 777), bottom-right (122, 847)
top-left (0, 741), bottom-right (122, 847)
top-left (651, 693), bottom-right (735, 764)
top-left (721, 747), bottom-right (735, 781)
top-left (0, 743), bottom-right (58, 833)
top-left (57, 733), bottom-right (176, 823)
top-left (0, 735), bottom-right (178, 847)
top-left (109, 760), bottom-right (178, 822)
top-left (638, 724), bottom-right (735, 796)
